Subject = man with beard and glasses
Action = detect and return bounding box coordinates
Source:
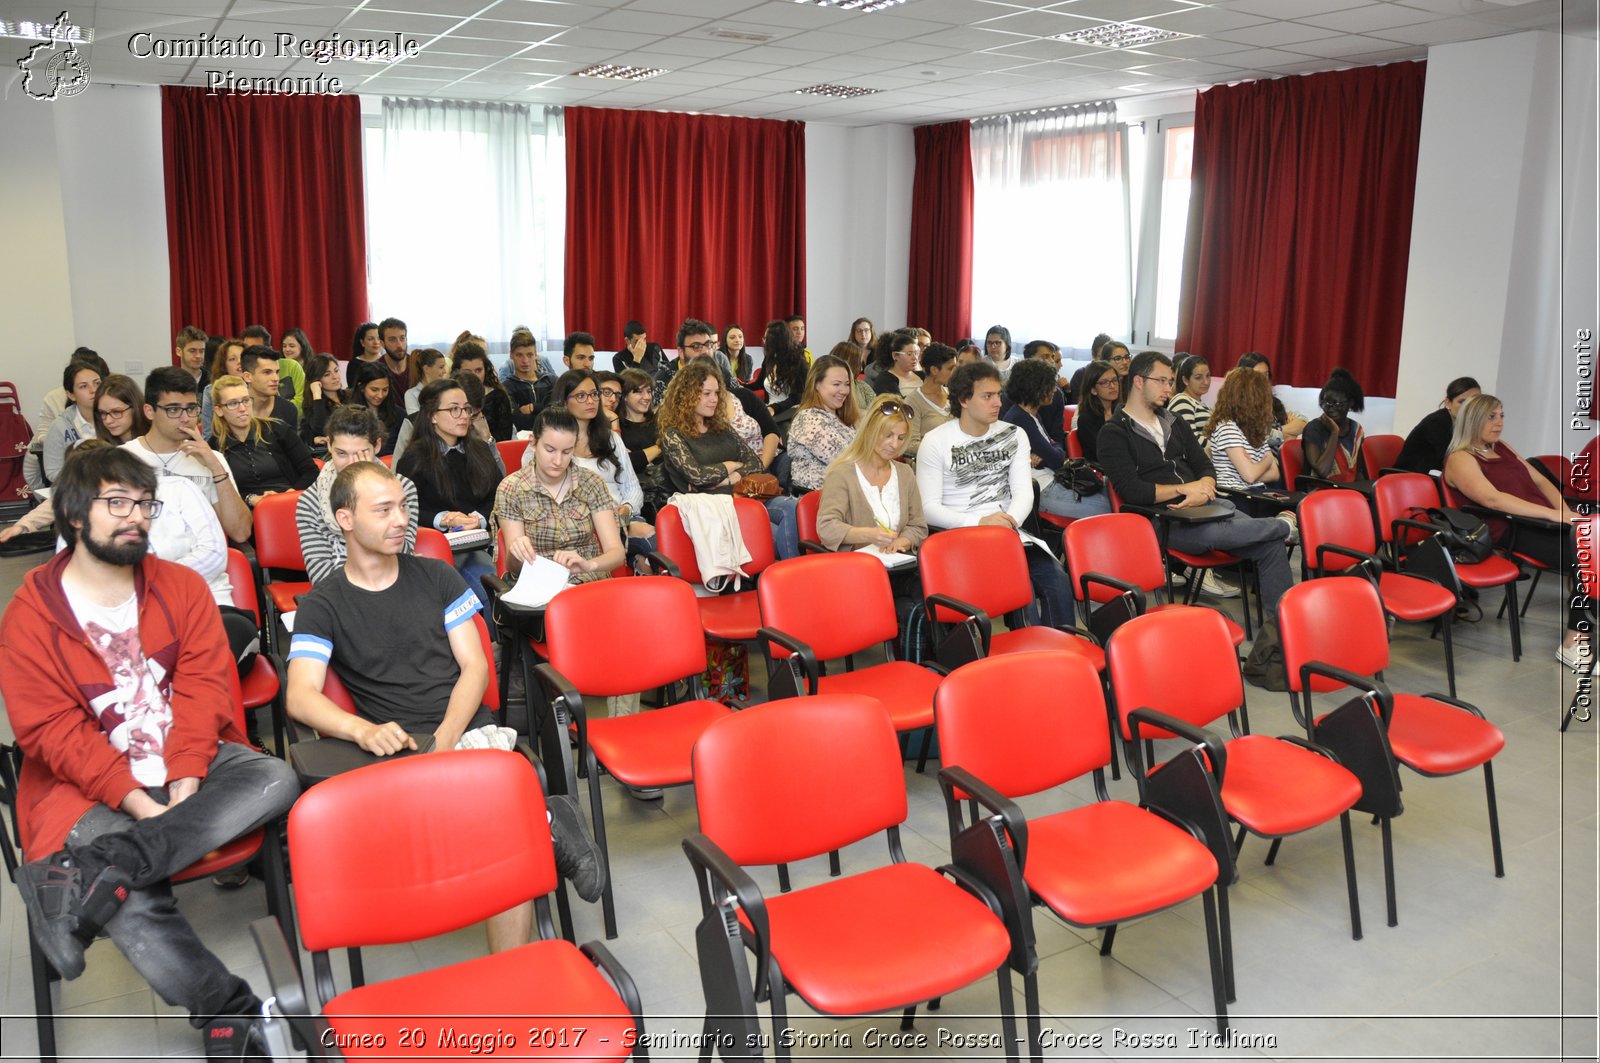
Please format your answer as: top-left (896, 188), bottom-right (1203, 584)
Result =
top-left (0, 446), bottom-right (299, 1060)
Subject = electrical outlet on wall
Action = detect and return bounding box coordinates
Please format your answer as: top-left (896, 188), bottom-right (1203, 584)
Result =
top-left (124, 361), bottom-right (144, 377)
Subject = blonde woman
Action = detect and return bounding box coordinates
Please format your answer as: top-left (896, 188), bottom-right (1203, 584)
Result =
top-left (815, 394), bottom-right (928, 555)
top-left (209, 375), bottom-right (317, 508)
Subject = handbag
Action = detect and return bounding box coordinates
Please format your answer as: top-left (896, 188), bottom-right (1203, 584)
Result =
top-left (734, 471), bottom-right (781, 500)
top-left (1412, 506), bottom-right (1494, 564)
top-left (1051, 458), bottom-right (1102, 498)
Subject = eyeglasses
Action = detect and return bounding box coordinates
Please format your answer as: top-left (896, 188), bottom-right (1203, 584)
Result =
top-left (599, 388), bottom-right (622, 400)
top-left (95, 496), bottom-right (163, 518)
top-left (1321, 397), bottom-right (1350, 409)
top-left (97, 404), bottom-right (131, 420)
top-left (682, 340), bottom-right (715, 353)
top-left (1094, 376), bottom-right (1120, 388)
top-left (569, 390), bottom-right (600, 403)
top-left (1139, 375), bottom-right (1176, 388)
top-left (220, 397), bottom-right (252, 410)
top-left (153, 402), bottom-right (201, 418)
top-left (438, 404), bottom-right (475, 418)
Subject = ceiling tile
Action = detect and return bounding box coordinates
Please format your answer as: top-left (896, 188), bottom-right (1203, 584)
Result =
top-left (343, 12), bottom-right (466, 35)
top-left (1370, 16), bottom-right (1507, 45)
top-left (1138, 6), bottom-right (1275, 33)
top-left (580, 9), bottom-right (718, 35)
top-left (1276, 32), bottom-right (1398, 58)
top-left (1050, 0), bottom-right (1208, 22)
top-left (1220, 0), bottom-right (1369, 17)
top-left (1209, 20), bottom-right (1343, 47)
top-left (1294, 4), bottom-right (1437, 33)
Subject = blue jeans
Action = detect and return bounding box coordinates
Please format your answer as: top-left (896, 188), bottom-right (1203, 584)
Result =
top-left (1041, 481), bottom-right (1113, 520)
top-left (457, 549), bottom-right (498, 609)
top-left (1025, 543), bottom-right (1077, 629)
top-left (64, 742), bottom-right (299, 1026)
top-left (766, 494), bottom-right (801, 560)
top-left (1162, 500), bottom-right (1294, 620)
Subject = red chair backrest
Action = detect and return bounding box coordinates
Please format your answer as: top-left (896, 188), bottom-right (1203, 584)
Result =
top-left (1373, 473), bottom-right (1443, 550)
top-left (654, 497), bottom-right (776, 585)
top-left (693, 695), bottom-right (905, 866)
top-left (1280, 438), bottom-right (1304, 487)
top-left (1279, 576), bottom-right (1391, 693)
top-left (1298, 488), bottom-right (1377, 572)
top-left (936, 652), bottom-right (1109, 795)
top-left (317, 612), bottom-right (499, 714)
top-left (544, 577), bottom-right (707, 695)
top-left (1066, 429), bottom-right (1084, 460)
top-left (415, 527), bottom-right (453, 563)
top-left (1361, 434), bottom-right (1404, 475)
top-left (919, 526), bottom-right (1034, 623)
top-left (1106, 608), bottom-right (1241, 739)
top-left (225, 548), bottom-right (260, 623)
top-left (252, 490), bottom-right (306, 573)
top-left (796, 490), bottom-right (822, 545)
top-left (289, 749), bottom-right (555, 950)
top-left (497, 439), bottom-right (526, 475)
top-left (757, 552), bottom-right (898, 660)
top-left (1062, 404), bottom-right (1077, 432)
top-left (1063, 513), bottom-right (1166, 601)
top-left (378, 454), bottom-right (394, 469)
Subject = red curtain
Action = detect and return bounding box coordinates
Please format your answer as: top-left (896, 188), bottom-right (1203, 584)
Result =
top-left (907, 121), bottom-right (974, 347)
top-left (161, 87), bottom-right (368, 359)
top-left (1176, 63), bottom-right (1426, 393)
top-left (565, 107), bottom-right (805, 352)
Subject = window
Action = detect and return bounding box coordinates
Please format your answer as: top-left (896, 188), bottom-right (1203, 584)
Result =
top-left (1128, 116), bottom-right (1194, 348)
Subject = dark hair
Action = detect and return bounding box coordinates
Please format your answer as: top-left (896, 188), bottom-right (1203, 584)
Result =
top-left (1102, 341), bottom-right (1130, 363)
top-left (451, 341), bottom-right (504, 392)
top-left (1175, 353), bottom-right (1210, 391)
top-left (378, 317), bottom-right (407, 339)
top-left (346, 359), bottom-right (390, 405)
top-left (984, 325), bottom-right (1011, 359)
top-left (1128, 350), bottom-right (1172, 382)
top-left (623, 320), bottom-right (646, 340)
top-left (306, 354), bottom-right (341, 394)
top-left (1077, 360), bottom-right (1119, 409)
top-left (948, 360), bottom-right (1002, 418)
top-left (350, 322), bottom-right (378, 359)
top-left (240, 324), bottom-right (271, 347)
top-left (325, 403), bottom-right (384, 446)
top-left (1445, 376), bottom-right (1480, 402)
top-left (175, 325), bottom-right (208, 347)
top-left (1022, 339), bottom-right (1059, 360)
top-left (760, 319), bottom-right (808, 399)
top-left (553, 369), bottom-right (623, 476)
top-left (454, 371), bottom-right (486, 411)
top-left (239, 345), bottom-right (277, 375)
top-left (414, 348), bottom-right (445, 373)
top-left (676, 319), bottom-right (714, 350)
top-left (1236, 351), bottom-right (1270, 374)
top-left (279, 327), bottom-right (313, 363)
top-left (595, 369), bottom-right (623, 392)
top-left (1090, 333), bottom-right (1113, 358)
top-left (329, 460), bottom-right (395, 520)
top-left (719, 323), bottom-right (752, 381)
top-left (1005, 357), bottom-right (1058, 409)
top-left (1319, 368), bottom-right (1366, 413)
top-left (563, 332), bottom-right (596, 361)
top-left (63, 356), bottom-right (102, 393)
top-left (872, 329), bottom-right (916, 371)
top-left (920, 342), bottom-right (957, 375)
top-left (93, 375), bottom-right (150, 442)
top-left (532, 405), bottom-right (580, 440)
top-left (784, 314), bottom-right (804, 326)
top-left (204, 335), bottom-right (224, 364)
top-left (54, 445), bottom-right (157, 549)
top-left (144, 365), bottom-right (197, 405)
top-left (407, 378), bottom-right (502, 510)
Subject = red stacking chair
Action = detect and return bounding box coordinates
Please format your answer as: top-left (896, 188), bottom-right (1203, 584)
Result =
top-left (1281, 438), bottom-right (1306, 489)
top-left (936, 652), bottom-right (1235, 1045)
top-left (253, 750), bottom-right (646, 1060)
top-left (1063, 513), bottom-right (1245, 649)
top-left (684, 695), bottom-right (1023, 1062)
top-left (533, 577), bottom-right (732, 939)
top-left (795, 489), bottom-right (827, 553)
top-left (414, 526), bottom-right (453, 562)
top-left (1361, 433), bottom-right (1405, 476)
top-left (1375, 473), bottom-right (1523, 661)
top-left (1440, 478), bottom-right (1554, 620)
top-left (1279, 576), bottom-right (1505, 927)
top-left (496, 438), bottom-right (526, 474)
top-left (226, 547), bottom-right (289, 754)
top-left (251, 490), bottom-right (310, 651)
top-left (650, 496), bottom-right (777, 645)
top-left (757, 552), bottom-right (944, 770)
top-left (1108, 607), bottom-right (1369, 940)
top-left (1299, 488), bottom-right (1460, 696)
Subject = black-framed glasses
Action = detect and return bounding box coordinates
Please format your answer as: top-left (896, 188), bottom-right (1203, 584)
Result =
top-left (569, 390), bottom-right (600, 402)
top-left (1321, 396), bottom-right (1350, 410)
top-left (599, 388), bottom-right (622, 400)
top-left (153, 402), bottom-right (201, 418)
top-left (682, 340), bottom-right (715, 353)
top-left (438, 404), bottom-right (474, 417)
top-left (95, 496), bottom-right (163, 518)
top-left (97, 404), bottom-right (131, 420)
top-left (219, 397), bottom-right (252, 410)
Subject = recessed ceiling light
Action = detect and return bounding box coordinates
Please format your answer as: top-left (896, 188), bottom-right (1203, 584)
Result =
top-left (1052, 22), bottom-right (1189, 49)
top-left (0, 16), bottom-right (92, 43)
top-left (793, 0), bottom-right (910, 13)
top-left (708, 27), bottom-right (774, 43)
top-left (575, 62), bottom-right (667, 81)
top-left (796, 83), bottom-right (881, 98)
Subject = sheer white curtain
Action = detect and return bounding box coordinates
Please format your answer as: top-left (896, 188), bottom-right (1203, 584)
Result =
top-left (969, 103), bottom-right (1129, 350)
top-left (366, 99), bottom-right (564, 353)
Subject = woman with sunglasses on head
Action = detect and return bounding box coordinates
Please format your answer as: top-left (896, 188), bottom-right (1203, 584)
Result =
top-left (209, 375), bottom-right (317, 509)
top-left (1301, 367), bottom-right (1367, 482)
top-left (816, 394), bottom-right (928, 556)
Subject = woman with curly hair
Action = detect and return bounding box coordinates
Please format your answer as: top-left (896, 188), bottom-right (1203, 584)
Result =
top-left (450, 338), bottom-right (514, 441)
top-left (658, 358), bottom-right (799, 559)
top-left (1203, 367), bottom-right (1282, 493)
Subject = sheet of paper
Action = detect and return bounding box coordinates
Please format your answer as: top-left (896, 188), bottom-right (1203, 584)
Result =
top-left (280, 610), bottom-right (296, 633)
top-left (500, 553), bottom-right (571, 609)
top-left (858, 545), bottom-right (916, 568)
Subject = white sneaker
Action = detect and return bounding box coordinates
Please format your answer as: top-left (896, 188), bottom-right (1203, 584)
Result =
top-left (1278, 511), bottom-right (1300, 546)
top-left (1557, 642), bottom-right (1592, 671)
top-left (1199, 570), bottom-right (1240, 599)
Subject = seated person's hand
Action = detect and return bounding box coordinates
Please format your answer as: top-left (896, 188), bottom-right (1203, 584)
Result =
top-left (889, 536), bottom-right (914, 554)
top-left (978, 512), bottom-right (1018, 529)
top-left (1169, 481), bottom-right (1214, 509)
top-left (0, 524), bottom-right (19, 544)
top-left (861, 527), bottom-right (895, 549)
top-left (355, 719), bottom-right (416, 757)
top-left (552, 549), bottom-right (593, 573)
top-left (1029, 453), bottom-right (1043, 468)
top-left (504, 533), bottom-right (539, 566)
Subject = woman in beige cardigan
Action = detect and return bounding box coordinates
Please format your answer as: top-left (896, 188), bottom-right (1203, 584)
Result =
top-left (816, 394), bottom-right (929, 553)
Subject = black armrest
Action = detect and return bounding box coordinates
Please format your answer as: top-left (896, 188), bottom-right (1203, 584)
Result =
top-left (937, 765), bottom-right (1029, 867)
top-left (530, 663), bottom-right (584, 796)
top-left (682, 833), bottom-right (772, 999)
top-left (1313, 542), bottom-right (1381, 580)
top-left (1295, 473), bottom-right (1339, 492)
top-left (1295, 660), bottom-right (1393, 726)
top-left (250, 915), bottom-right (337, 1056)
top-left (641, 550), bottom-right (680, 579)
top-left (1274, 732), bottom-right (1344, 764)
top-left (924, 592), bottom-right (994, 652)
top-left (756, 626), bottom-right (819, 696)
top-left (580, 940), bottom-right (649, 1038)
top-left (799, 538), bottom-right (831, 555)
top-left (1126, 707), bottom-right (1228, 786)
top-left (1420, 690), bottom-right (1489, 720)
top-left (1079, 570), bottom-right (1147, 614)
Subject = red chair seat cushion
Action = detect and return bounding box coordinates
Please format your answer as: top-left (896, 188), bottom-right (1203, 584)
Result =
top-left (1218, 735), bottom-right (1361, 837)
top-left (1454, 554), bottom-right (1521, 588)
top-left (990, 627), bottom-right (1106, 672)
top-left (582, 700), bottom-right (731, 787)
top-left (752, 862), bottom-right (1010, 1015)
top-left (1149, 604), bottom-right (1245, 648)
top-left (697, 591), bottom-right (761, 642)
top-left (817, 663), bottom-right (940, 732)
top-left (325, 939), bottom-right (635, 1059)
top-left (1376, 572), bottom-right (1455, 621)
top-left (267, 581), bottom-right (312, 616)
top-left (1387, 695), bottom-right (1505, 775)
top-left (1039, 513), bottom-right (1073, 530)
top-left (171, 830), bottom-right (263, 884)
top-left (1021, 802), bottom-right (1216, 927)
top-left (1171, 549), bottom-right (1240, 569)
top-left (240, 656), bottom-right (279, 708)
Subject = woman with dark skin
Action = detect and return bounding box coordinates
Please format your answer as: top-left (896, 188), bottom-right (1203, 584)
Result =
top-left (1301, 368), bottom-right (1367, 481)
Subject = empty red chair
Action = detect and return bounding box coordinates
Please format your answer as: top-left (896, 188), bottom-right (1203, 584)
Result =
top-left (685, 695), bottom-right (1022, 1060)
top-left (795, 489), bottom-right (826, 553)
top-left (757, 552), bottom-right (943, 769)
top-left (1299, 488), bottom-right (1459, 695)
top-left (936, 652), bottom-right (1234, 1043)
top-left (534, 577), bottom-right (731, 939)
top-left (226, 547), bottom-right (288, 754)
top-left (651, 496), bottom-right (777, 643)
top-left (258, 749), bottom-right (645, 1060)
top-left (1108, 607), bottom-right (1368, 939)
top-left (1279, 576), bottom-right (1505, 926)
top-left (1361, 433), bottom-right (1405, 476)
top-left (251, 490), bottom-right (310, 649)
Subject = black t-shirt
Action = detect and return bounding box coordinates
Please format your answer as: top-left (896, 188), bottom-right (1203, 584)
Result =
top-left (289, 554), bottom-right (490, 733)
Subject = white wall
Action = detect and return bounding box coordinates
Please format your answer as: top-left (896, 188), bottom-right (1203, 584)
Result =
top-left (0, 83), bottom-right (169, 425)
top-left (804, 123), bottom-right (913, 351)
top-left (1396, 31), bottom-right (1597, 457)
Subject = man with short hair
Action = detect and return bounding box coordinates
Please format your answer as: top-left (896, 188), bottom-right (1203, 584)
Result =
top-left (1, 446), bottom-right (298, 1059)
top-left (1096, 350), bottom-right (1296, 618)
top-left (239, 325), bottom-right (271, 349)
top-left (238, 346), bottom-right (297, 433)
top-left (377, 317), bottom-right (409, 411)
top-left (124, 367), bottom-right (251, 543)
top-left (504, 327), bottom-right (553, 432)
top-left (296, 405), bottom-right (419, 583)
top-left (615, 320), bottom-right (666, 377)
top-left (916, 360), bottom-right (1076, 628)
top-left (175, 327), bottom-right (209, 390)
top-left (563, 331), bottom-right (597, 372)
top-left (286, 462), bottom-right (603, 952)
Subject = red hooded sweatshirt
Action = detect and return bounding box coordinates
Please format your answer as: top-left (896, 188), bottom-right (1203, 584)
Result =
top-left (0, 550), bottom-right (246, 860)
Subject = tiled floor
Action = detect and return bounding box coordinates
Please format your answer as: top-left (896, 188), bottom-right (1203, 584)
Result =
top-left (1, 545), bottom-right (1596, 1061)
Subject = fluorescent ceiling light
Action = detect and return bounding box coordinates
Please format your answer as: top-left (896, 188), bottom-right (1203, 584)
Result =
top-left (1052, 22), bottom-right (1189, 49)
top-left (796, 83), bottom-right (881, 98)
top-left (793, 0), bottom-right (910, 13)
top-left (0, 17), bottom-right (92, 43)
top-left (575, 63), bottom-right (667, 81)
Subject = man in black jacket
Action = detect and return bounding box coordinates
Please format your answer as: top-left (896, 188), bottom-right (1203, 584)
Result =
top-left (1097, 350), bottom-right (1295, 618)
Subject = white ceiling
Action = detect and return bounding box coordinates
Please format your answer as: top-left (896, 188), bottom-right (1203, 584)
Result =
top-left (8, 0), bottom-right (1593, 124)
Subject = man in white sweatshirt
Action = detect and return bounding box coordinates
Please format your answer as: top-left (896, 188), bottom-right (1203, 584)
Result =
top-left (916, 360), bottom-right (1076, 628)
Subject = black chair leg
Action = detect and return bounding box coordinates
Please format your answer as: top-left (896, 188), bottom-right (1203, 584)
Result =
top-left (1341, 811), bottom-right (1364, 940)
top-left (1441, 615), bottom-right (1457, 698)
top-left (1201, 888), bottom-right (1229, 1036)
top-left (31, 937), bottom-right (56, 1063)
top-left (1484, 762), bottom-right (1505, 878)
top-left (1217, 884), bottom-right (1235, 1003)
top-left (1380, 815), bottom-right (1397, 928)
top-left (994, 967), bottom-right (1021, 1063)
top-left (1098, 923), bottom-right (1117, 956)
top-left (827, 850), bottom-right (841, 877)
top-left (914, 727), bottom-right (932, 774)
top-left (1506, 583), bottom-right (1522, 661)
top-left (587, 761), bottom-right (618, 940)
top-left (899, 1006), bottom-right (917, 1030)
top-left (1263, 837), bottom-right (1283, 866)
